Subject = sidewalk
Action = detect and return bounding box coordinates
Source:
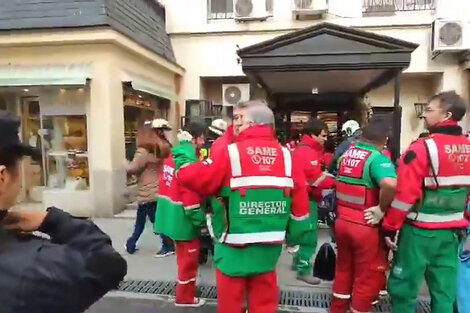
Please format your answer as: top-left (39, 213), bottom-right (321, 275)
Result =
top-left (93, 214), bottom-right (335, 290)
top-left (13, 202), bottom-right (430, 307)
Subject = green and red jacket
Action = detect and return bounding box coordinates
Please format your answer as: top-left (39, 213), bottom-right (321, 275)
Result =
top-left (154, 142), bottom-right (205, 241)
top-left (175, 125), bottom-right (311, 277)
top-left (382, 121), bottom-right (470, 232)
top-left (336, 141), bottom-right (396, 225)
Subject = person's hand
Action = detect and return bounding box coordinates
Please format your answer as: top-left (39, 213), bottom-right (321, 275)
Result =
top-left (172, 143), bottom-right (197, 170)
top-left (1, 211), bottom-right (48, 233)
top-left (385, 236), bottom-right (398, 251)
top-left (286, 245), bottom-right (299, 254)
top-left (364, 206), bottom-right (384, 225)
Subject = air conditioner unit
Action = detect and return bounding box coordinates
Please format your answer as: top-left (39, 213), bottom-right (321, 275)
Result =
top-left (292, 0), bottom-right (328, 15)
top-left (432, 19), bottom-right (470, 52)
top-left (222, 84), bottom-right (250, 106)
top-left (234, 0), bottom-right (269, 22)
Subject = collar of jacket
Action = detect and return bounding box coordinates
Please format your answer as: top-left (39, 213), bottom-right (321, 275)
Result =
top-left (225, 124), bottom-right (235, 142)
top-left (429, 120), bottom-right (463, 136)
top-left (300, 134), bottom-right (323, 152)
top-left (236, 125), bottom-right (275, 142)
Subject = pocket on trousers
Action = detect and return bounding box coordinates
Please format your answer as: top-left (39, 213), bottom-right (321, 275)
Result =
top-left (411, 226), bottom-right (437, 238)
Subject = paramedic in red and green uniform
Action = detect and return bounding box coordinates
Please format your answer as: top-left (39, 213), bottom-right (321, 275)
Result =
top-left (292, 118), bottom-right (336, 285)
top-left (330, 119), bottom-right (397, 313)
top-left (382, 91), bottom-right (470, 313)
top-left (174, 100), bottom-right (311, 313)
top-left (155, 123), bottom-right (207, 308)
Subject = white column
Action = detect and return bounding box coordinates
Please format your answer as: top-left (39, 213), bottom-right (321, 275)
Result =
top-left (88, 60), bottom-right (126, 217)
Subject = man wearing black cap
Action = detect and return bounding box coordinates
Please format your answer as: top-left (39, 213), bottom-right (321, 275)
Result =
top-left (0, 111), bottom-right (127, 313)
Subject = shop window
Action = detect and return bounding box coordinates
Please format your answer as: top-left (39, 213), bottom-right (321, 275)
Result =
top-left (123, 90), bottom-right (170, 185)
top-left (21, 99), bottom-right (45, 201)
top-left (41, 115), bottom-right (89, 190)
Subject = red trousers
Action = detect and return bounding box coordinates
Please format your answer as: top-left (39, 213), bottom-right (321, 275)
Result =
top-left (330, 218), bottom-right (388, 313)
top-left (175, 238), bottom-right (200, 304)
top-left (216, 269), bottom-right (278, 313)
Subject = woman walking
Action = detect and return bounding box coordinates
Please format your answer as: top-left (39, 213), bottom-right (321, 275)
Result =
top-left (125, 119), bottom-right (174, 256)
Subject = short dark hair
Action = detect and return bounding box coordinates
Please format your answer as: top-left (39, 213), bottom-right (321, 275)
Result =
top-left (430, 91), bottom-right (468, 122)
top-left (184, 122), bottom-right (205, 139)
top-left (0, 147), bottom-right (22, 173)
top-left (304, 118), bottom-right (327, 136)
top-left (361, 119), bottom-right (389, 144)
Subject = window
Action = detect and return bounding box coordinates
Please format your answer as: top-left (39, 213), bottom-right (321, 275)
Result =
top-left (41, 115), bottom-right (90, 190)
top-left (266, 0), bottom-right (273, 13)
top-left (362, 0), bottom-right (435, 13)
top-left (208, 0), bottom-right (274, 20)
top-left (208, 0), bottom-right (234, 19)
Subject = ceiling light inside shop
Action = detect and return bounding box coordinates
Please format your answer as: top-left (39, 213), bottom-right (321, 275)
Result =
top-left (78, 88), bottom-right (84, 92)
top-left (138, 95), bottom-right (143, 98)
top-left (312, 88), bottom-right (319, 94)
top-left (23, 88), bottom-right (29, 92)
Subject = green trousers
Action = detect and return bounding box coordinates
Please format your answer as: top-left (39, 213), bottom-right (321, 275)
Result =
top-left (293, 201), bottom-right (318, 276)
top-left (388, 224), bottom-right (459, 313)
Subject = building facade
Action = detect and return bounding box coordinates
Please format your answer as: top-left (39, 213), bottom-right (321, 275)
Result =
top-left (161, 0), bottom-right (470, 150)
top-left (0, 0), bottom-right (183, 217)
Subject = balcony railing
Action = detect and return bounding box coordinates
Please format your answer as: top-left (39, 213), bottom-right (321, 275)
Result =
top-left (363, 0), bottom-right (435, 13)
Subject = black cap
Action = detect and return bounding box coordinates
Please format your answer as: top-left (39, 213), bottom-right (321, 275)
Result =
top-left (0, 110), bottom-right (40, 160)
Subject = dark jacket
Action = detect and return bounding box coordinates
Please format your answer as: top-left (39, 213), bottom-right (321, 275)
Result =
top-left (0, 207), bottom-right (127, 313)
top-left (328, 130), bottom-right (361, 175)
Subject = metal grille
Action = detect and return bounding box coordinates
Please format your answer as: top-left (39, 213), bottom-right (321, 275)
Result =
top-left (117, 280), bottom-right (431, 312)
top-left (363, 0), bottom-right (435, 13)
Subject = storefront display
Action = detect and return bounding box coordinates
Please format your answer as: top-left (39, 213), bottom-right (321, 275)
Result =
top-left (41, 115), bottom-right (89, 190)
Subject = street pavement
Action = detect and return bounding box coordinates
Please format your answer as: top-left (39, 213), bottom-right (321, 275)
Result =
top-left (92, 213), bottom-right (334, 289)
top-left (87, 214), bottom-right (333, 313)
top-left (87, 294), bottom-right (219, 313)
top-left (12, 204), bottom-right (430, 312)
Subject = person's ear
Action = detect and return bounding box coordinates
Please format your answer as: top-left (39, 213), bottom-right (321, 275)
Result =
top-left (445, 111), bottom-right (453, 121)
top-left (0, 165), bottom-right (6, 188)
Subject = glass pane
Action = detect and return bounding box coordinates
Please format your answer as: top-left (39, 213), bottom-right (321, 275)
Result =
top-left (210, 0), bottom-right (227, 13)
top-left (226, 0), bottom-right (233, 12)
top-left (41, 115), bottom-right (89, 190)
top-left (266, 0), bottom-right (273, 12)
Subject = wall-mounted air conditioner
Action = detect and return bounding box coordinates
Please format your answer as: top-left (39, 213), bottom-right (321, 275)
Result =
top-left (234, 0), bottom-right (269, 22)
top-left (432, 19), bottom-right (470, 52)
top-left (222, 84), bottom-right (250, 106)
top-left (292, 0), bottom-right (328, 16)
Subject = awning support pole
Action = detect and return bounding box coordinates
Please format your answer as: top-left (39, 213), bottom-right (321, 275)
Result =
top-left (392, 73), bottom-right (402, 163)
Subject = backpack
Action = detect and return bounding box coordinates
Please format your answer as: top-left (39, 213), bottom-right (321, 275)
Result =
top-left (313, 243), bottom-right (336, 281)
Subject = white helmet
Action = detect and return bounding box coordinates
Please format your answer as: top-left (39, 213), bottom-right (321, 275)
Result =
top-left (208, 119), bottom-right (228, 136)
top-left (151, 118), bottom-right (172, 130)
top-left (341, 120), bottom-right (360, 136)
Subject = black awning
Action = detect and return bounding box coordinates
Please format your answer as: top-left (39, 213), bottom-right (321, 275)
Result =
top-left (237, 22), bottom-right (418, 95)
